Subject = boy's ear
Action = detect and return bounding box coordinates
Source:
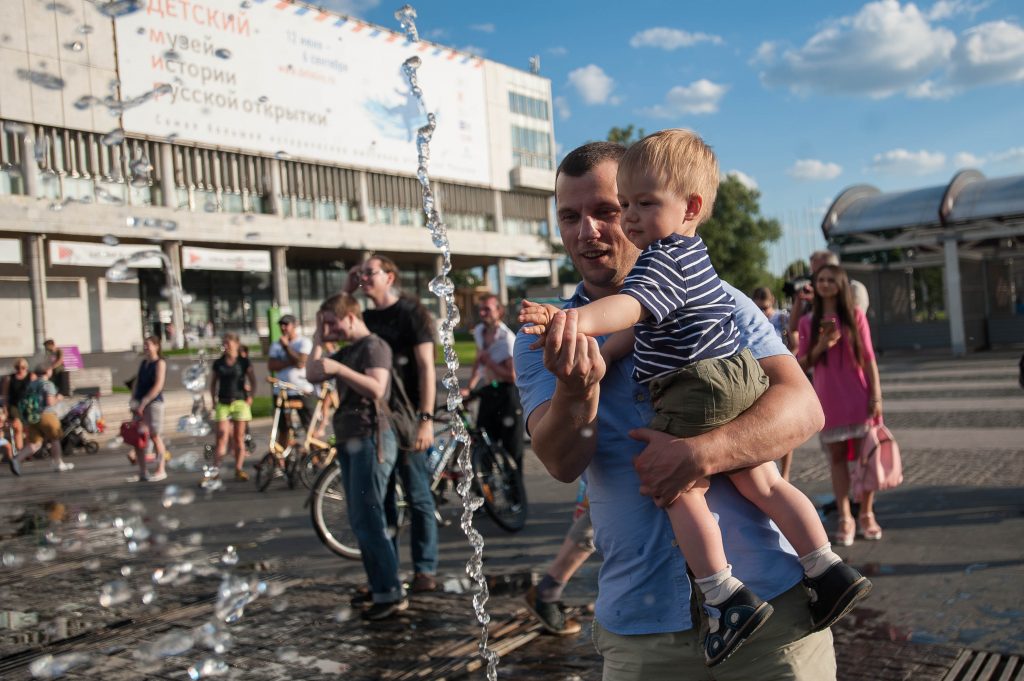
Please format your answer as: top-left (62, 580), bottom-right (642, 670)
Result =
top-left (685, 195), bottom-right (703, 220)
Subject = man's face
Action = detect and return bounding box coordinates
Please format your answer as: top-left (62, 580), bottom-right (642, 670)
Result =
top-left (477, 298), bottom-right (502, 327)
top-left (279, 322), bottom-right (294, 340)
top-left (556, 160), bottom-right (639, 297)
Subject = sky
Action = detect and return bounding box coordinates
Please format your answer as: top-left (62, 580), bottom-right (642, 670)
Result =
top-left (327, 0), bottom-right (1024, 274)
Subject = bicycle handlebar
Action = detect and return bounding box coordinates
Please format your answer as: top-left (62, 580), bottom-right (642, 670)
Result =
top-left (266, 376), bottom-right (308, 393)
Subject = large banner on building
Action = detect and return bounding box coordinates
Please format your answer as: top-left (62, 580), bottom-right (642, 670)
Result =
top-left (49, 241), bottom-right (164, 268)
top-left (182, 246), bottom-right (271, 272)
top-left (115, 0), bottom-right (492, 186)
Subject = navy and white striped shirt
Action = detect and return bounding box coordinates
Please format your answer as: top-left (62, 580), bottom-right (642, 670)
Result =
top-left (620, 234), bottom-right (740, 384)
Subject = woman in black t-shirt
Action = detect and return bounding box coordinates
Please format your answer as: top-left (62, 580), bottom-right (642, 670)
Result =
top-left (209, 333), bottom-right (255, 481)
top-left (307, 293), bottom-right (407, 620)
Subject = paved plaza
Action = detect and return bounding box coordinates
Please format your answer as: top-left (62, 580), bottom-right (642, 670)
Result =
top-left (0, 350), bottom-right (1021, 680)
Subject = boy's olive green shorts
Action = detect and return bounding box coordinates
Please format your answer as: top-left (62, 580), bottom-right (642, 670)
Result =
top-left (648, 348), bottom-right (769, 438)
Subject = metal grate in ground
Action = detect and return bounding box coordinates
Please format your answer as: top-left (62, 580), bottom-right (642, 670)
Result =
top-left (942, 650), bottom-right (1024, 681)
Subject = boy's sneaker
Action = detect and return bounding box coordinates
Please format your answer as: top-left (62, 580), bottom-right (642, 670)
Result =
top-left (803, 562), bottom-right (872, 632)
top-left (53, 461), bottom-right (74, 473)
top-left (361, 598), bottom-right (409, 621)
top-left (234, 469), bottom-right (250, 482)
top-left (703, 586), bottom-right (774, 667)
top-left (523, 585), bottom-right (582, 636)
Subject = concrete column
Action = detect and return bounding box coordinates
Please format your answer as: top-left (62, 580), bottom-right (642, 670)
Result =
top-left (496, 257), bottom-right (508, 306)
top-left (21, 135), bottom-right (39, 198)
top-left (943, 236), bottom-right (966, 356)
top-left (26, 235), bottom-right (46, 349)
top-left (162, 241), bottom-right (186, 350)
top-left (271, 245), bottom-right (290, 310)
top-left (549, 258), bottom-right (559, 288)
top-left (492, 189), bottom-right (504, 235)
top-left (159, 143), bottom-right (176, 208)
top-left (268, 159), bottom-right (284, 217)
top-left (358, 171), bottom-right (371, 223)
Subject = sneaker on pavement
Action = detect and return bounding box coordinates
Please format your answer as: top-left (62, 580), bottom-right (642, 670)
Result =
top-left (350, 586), bottom-right (373, 608)
top-left (804, 562), bottom-right (872, 632)
top-left (361, 598), bottom-right (409, 621)
top-left (234, 469), bottom-right (250, 482)
top-left (523, 585), bottom-right (582, 636)
top-left (703, 586), bottom-right (774, 667)
top-left (53, 461), bottom-right (74, 473)
top-left (8, 455), bottom-right (21, 477)
top-left (410, 573), bottom-right (437, 594)
top-left (148, 470), bottom-right (168, 482)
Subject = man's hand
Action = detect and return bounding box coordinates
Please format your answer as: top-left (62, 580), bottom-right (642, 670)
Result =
top-left (543, 309), bottom-right (604, 398)
top-left (630, 428), bottom-right (708, 508)
top-left (415, 420), bottom-right (433, 452)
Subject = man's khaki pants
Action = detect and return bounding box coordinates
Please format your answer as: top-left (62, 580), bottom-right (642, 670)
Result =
top-left (592, 583), bottom-right (836, 681)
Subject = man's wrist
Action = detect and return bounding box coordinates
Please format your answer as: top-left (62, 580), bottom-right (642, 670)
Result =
top-left (417, 411), bottom-right (433, 422)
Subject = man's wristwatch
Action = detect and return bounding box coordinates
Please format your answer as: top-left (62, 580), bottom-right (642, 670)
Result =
top-left (418, 411), bottom-right (434, 422)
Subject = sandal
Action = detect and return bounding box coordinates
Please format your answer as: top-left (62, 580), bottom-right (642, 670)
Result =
top-left (858, 513), bottom-right (882, 541)
top-left (834, 516), bottom-right (855, 547)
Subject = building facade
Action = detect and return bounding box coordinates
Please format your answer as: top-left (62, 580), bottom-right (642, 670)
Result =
top-left (0, 0), bottom-right (558, 355)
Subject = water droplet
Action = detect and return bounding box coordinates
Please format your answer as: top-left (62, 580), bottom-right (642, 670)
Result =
top-left (66, 41), bottom-right (84, 52)
top-left (332, 606), bottom-right (353, 622)
top-left (3, 121), bottom-right (27, 134)
top-left (163, 49), bottom-right (182, 62)
top-left (35, 547), bottom-right (57, 562)
top-left (580, 427), bottom-right (594, 438)
top-left (16, 68), bottom-right (65, 90)
top-left (101, 129), bottom-right (124, 146)
top-left (257, 95), bottom-right (268, 103)
top-left (94, 0), bottom-right (143, 19)
top-left (196, 622), bottom-right (232, 653)
top-left (83, 558), bottom-right (101, 570)
top-left (29, 652), bottom-right (91, 679)
top-left (220, 546), bottom-right (238, 566)
top-left (240, 0), bottom-right (252, 8)
top-left (99, 580), bottom-right (131, 607)
top-left (136, 629), bottom-right (194, 660)
top-left (214, 48), bottom-right (231, 59)
top-left (2, 551), bottom-right (25, 568)
top-left (188, 656), bottom-right (228, 679)
top-left (162, 485), bottom-right (196, 508)
top-left (244, 231), bottom-right (259, 240)
top-left (274, 151), bottom-right (289, 160)
top-left (78, 24), bottom-right (94, 35)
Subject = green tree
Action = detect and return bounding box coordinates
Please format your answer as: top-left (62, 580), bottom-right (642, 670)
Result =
top-left (700, 175), bottom-right (782, 295)
top-left (606, 124), bottom-right (645, 147)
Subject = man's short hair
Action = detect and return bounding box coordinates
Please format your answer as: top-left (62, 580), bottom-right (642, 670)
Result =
top-left (619, 129), bottom-right (720, 224)
top-left (33, 362), bottom-right (50, 376)
top-left (557, 141), bottom-right (626, 180)
top-left (478, 293), bottom-right (503, 310)
top-left (321, 293), bottom-right (362, 319)
top-left (810, 250), bottom-right (840, 270)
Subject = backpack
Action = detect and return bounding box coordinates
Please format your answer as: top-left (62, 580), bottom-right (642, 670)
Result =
top-left (377, 367), bottom-right (420, 453)
top-left (18, 383), bottom-right (45, 425)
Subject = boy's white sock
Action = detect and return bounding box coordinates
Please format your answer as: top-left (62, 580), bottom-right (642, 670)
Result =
top-left (694, 566), bottom-right (743, 606)
top-left (798, 544), bottom-right (842, 578)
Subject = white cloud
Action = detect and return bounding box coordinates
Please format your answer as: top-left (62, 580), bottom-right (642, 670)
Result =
top-left (547, 46), bottom-right (568, 57)
top-left (954, 151), bottom-right (984, 167)
top-left (567, 65), bottom-right (615, 105)
top-left (629, 27), bottom-right (724, 50)
top-left (554, 96), bottom-right (571, 120)
top-left (425, 27), bottom-right (449, 40)
top-left (640, 79), bottom-right (728, 117)
top-left (906, 79), bottom-right (957, 99)
top-left (788, 159), bottom-right (843, 180)
top-left (756, 0), bottom-right (955, 98)
top-left (927, 0), bottom-right (989, 21)
top-left (990, 147), bottom-right (1024, 165)
top-left (948, 20), bottom-right (1024, 86)
top-left (869, 148), bottom-right (947, 175)
top-left (469, 23), bottom-right (495, 33)
top-left (726, 170), bottom-right (759, 190)
top-left (319, 0), bottom-right (380, 16)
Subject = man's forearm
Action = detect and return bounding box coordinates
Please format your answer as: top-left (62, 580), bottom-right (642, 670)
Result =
top-left (693, 354), bottom-right (823, 476)
top-left (529, 383), bottom-right (599, 482)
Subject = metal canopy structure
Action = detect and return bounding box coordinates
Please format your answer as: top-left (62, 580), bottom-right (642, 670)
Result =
top-left (822, 170), bottom-right (1024, 356)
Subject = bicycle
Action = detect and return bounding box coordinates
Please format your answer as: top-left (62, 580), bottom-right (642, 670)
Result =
top-left (253, 377), bottom-right (311, 491)
top-left (292, 383), bottom-right (338, 489)
top-left (309, 388), bottom-right (527, 560)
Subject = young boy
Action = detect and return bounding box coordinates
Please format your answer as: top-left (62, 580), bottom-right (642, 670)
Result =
top-left (520, 129), bottom-right (870, 666)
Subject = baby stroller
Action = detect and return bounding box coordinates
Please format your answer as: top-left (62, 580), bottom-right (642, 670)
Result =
top-left (60, 393), bottom-right (104, 455)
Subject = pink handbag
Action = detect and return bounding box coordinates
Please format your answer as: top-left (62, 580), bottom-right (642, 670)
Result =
top-left (851, 418), bottom-right (903, 502)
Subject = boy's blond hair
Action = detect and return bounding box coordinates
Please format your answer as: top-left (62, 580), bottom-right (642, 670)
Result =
top-left (618, 128), bottom-right (720, 225)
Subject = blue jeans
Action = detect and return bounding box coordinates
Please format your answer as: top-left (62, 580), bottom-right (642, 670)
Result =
top-left (387, 448), bottom-right (438, 575)
top-left (338, 429), bottom-right (403, 604)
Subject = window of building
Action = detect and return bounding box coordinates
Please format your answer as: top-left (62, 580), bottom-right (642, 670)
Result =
top-left (508, 92), bottom-right (549, 121)
top-left (511, 126), bottom-right (553, 170)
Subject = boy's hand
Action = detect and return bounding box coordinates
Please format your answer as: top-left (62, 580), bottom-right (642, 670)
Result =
top-left (518, 300), bottom-right (560, 336)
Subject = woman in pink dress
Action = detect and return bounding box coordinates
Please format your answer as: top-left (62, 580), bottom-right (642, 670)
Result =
top-left (797, 265), bottom-right (883, 546)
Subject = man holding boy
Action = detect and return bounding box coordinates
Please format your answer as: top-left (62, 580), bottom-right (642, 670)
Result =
top-left (514, 141), bottom-right (833, 679)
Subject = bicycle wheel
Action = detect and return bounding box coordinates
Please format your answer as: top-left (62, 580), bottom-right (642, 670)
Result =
top-left (471, 440), bottom-right (528, 532)
top-left (310, 464), bottom-right (361, 560)
top-left (255, 452), bottom-right (281, 492)
top-left (296, 446), bottom-right (334, 490)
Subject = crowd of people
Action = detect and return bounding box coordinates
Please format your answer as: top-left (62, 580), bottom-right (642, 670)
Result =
top-left (0, 129), bottom-right (907, 678)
